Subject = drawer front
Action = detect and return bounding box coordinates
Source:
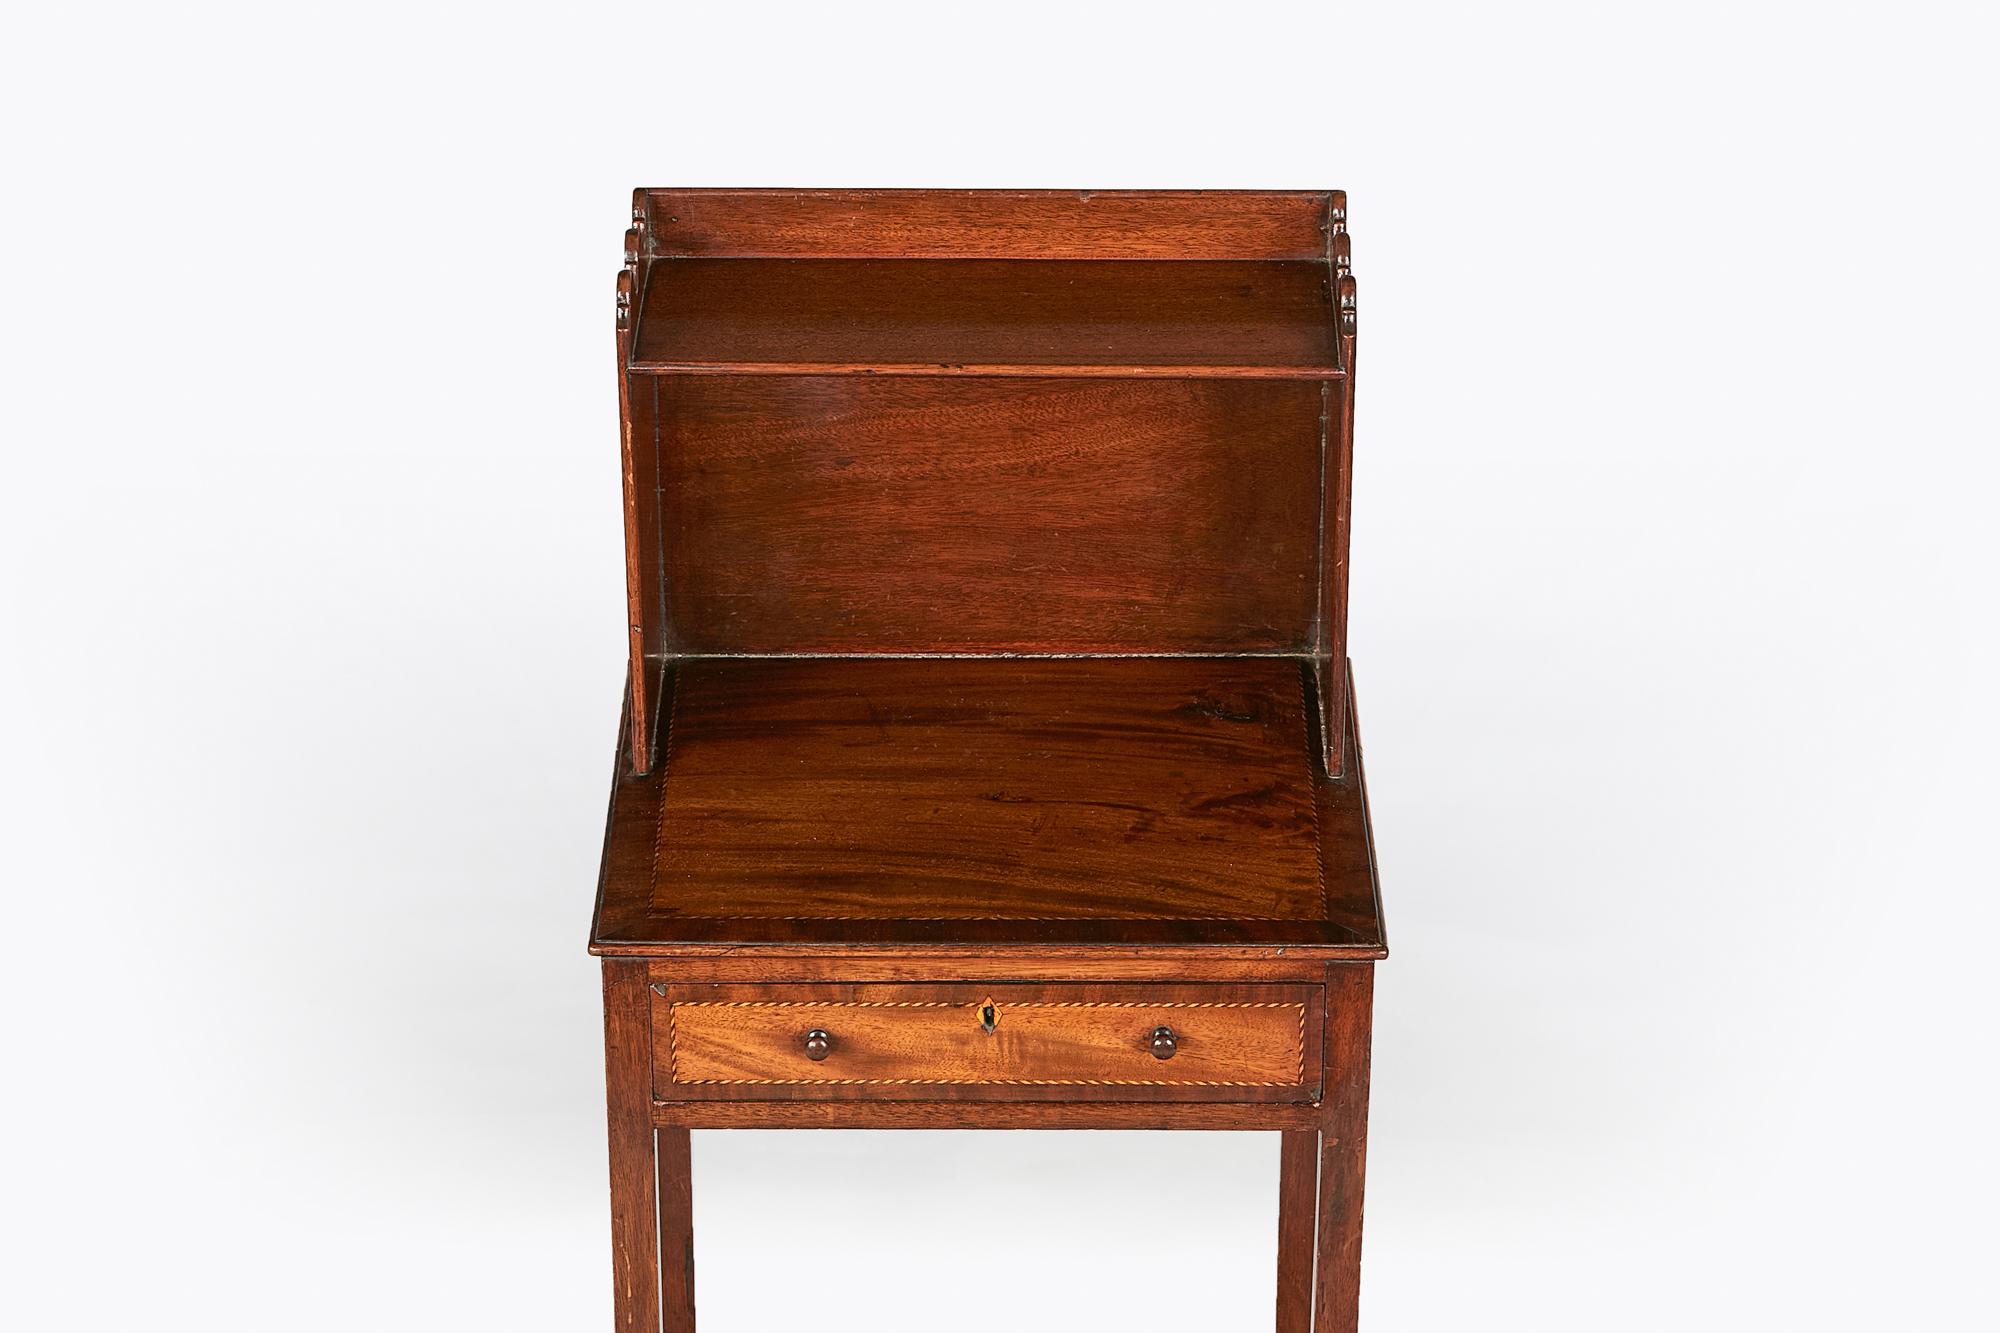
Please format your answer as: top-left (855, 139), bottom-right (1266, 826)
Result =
top-left (651, 984), bottom-right (1323, 1102)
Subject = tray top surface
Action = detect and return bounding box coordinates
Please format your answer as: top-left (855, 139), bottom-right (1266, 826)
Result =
top-left (593, 657), bottom-right (1382, 954)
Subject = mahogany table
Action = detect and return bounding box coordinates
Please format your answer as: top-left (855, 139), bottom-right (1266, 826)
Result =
top-left (591, 189), bottom-right (1385, 1332)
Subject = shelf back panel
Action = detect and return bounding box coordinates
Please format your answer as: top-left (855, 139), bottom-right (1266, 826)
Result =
top-left (639, 189), bottom-right (1333, 261)
top-left (656, 374), bottom-right (1322, 656)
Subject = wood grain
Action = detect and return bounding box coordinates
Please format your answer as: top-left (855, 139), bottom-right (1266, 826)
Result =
top-left (600, 960), bottom-right (659, 1333)
top-left (650, 1099), bottom-right (1325, 1131)
top-left (595, 189), bottom-right (1384, 1331)
top-left (1314, 964), bottom-right (1375, 1333)
top-left (646, 657), bottom-right (1321, 923)
top-left (1316, 663), bottom-right (1385, 946)
top-left (633, 259), bottom-right (1337, 376)
top-left (657, 375), bottom-right (1321, 655)
top-left (637, 189), bottom-right (1333, 260)
top-left (652, 983), bottom-right (1321, 1102)
top-left (615, 286), bottom-right (663, 774)
top-left (1319, 224), bottom-right (1360, 775)
top-left (593, 660), bottom-right (1385, 953)
top-left (1320, 354), bottom-right (1357, 777)
top-left (643, 956), bottom-right (1333, 984)
top-left (1277, 1130), bottom-right (1320, 1333)
top-left (655, 1128), bottom-right (694, 1332)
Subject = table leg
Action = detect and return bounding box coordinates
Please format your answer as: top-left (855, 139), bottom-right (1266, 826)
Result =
top-left (658, 1128), bottom-right (696, 1331)
top-left (1312, 964), bottom-right (1375, 1332)
top-left (1276, 1129), bottom-right (1320, 1332)
top-left (603, 960), bottom-right (662, 1333)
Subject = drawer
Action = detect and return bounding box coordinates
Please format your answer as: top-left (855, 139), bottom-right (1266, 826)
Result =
top-left (650, 983), bottom-right (1324, 1102)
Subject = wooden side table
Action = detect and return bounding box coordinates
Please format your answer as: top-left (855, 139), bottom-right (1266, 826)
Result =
top-left (592, 190), bottom-right (1385, 1332)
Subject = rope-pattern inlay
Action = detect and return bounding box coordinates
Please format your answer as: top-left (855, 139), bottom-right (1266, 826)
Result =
top-left (665, 1000), bottom-right (1309, 1087)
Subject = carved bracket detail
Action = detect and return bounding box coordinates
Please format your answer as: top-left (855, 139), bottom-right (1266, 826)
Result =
top-left (616, 200), bottom-right (650, 339)
top-left (1331, 225), bottom-right (1355, 331)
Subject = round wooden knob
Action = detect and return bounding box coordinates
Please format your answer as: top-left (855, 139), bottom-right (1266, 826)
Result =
top-left (803, 1029), bottom-right (832, 1061)
top-left (1149, 1025), bottom-right (1178, 1060)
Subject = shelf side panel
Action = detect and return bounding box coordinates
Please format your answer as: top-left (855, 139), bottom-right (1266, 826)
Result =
top-left (1318, 217), bottom-right (1358, 776)
top-left (617, 362), bottom-right (665, 771)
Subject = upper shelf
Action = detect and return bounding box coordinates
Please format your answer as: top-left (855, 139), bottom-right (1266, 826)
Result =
top-left (628, 258), bottom-right (1342, 378)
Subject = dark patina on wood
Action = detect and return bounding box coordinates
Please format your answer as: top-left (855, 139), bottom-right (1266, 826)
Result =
top-left (594, 189), bottom-right (1382, 1332)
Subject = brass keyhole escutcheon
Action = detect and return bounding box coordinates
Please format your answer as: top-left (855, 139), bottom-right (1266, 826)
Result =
top-left (980, 1001), bottom-right (997, 1033)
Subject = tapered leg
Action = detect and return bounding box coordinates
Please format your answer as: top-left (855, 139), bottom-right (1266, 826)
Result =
top-left (657, 1128), bottom-right (696, 1331)
top-left (1312, 964), bottom-right (1376, 1333)
top-left (1276, 1129), bottom-right (1320, 1333)
top-left (603, 960), bottom-right (661, 1333)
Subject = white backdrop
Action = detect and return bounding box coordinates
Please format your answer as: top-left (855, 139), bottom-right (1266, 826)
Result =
top-left (5, 3), bottom-right (1996, 1330)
